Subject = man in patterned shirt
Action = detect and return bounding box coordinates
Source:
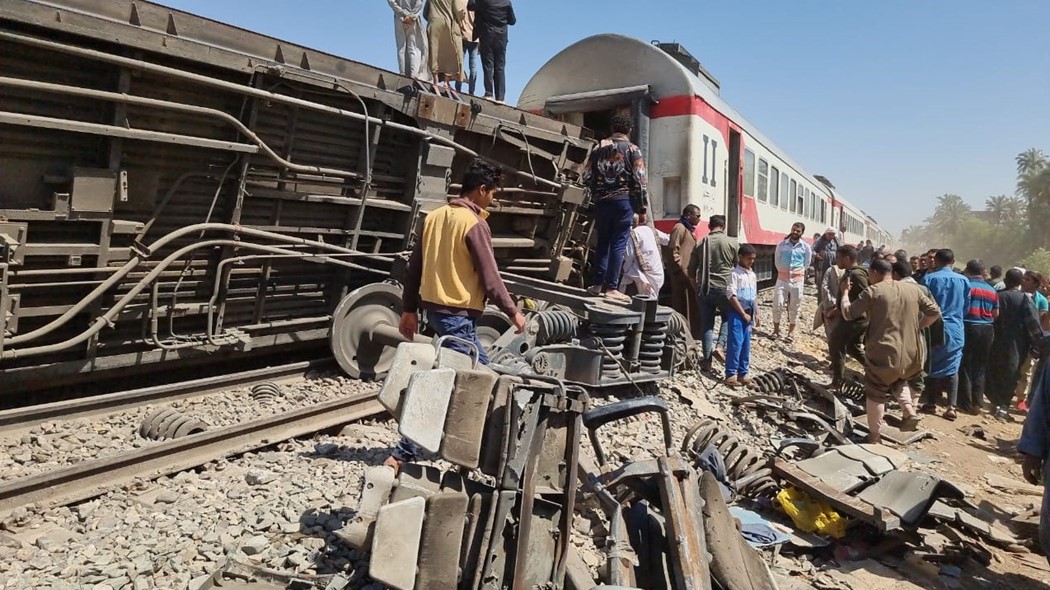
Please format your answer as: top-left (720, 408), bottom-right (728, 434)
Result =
top-left (583, 112), bottom-right (648, 303)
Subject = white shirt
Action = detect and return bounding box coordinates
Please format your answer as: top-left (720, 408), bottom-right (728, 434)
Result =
top-left (620, 225), bottom-right (665, 296)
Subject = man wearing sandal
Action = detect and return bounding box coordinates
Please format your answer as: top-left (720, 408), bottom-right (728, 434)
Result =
top-left (841, 259), bottom-right (942, 444)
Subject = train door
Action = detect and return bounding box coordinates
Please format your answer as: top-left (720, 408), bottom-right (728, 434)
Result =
top-left (726, 129), bottom-right (741, 237)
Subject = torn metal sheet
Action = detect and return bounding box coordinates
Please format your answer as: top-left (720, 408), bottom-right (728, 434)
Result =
top-left (700, 471), bottom-right (779, 590)
top-left (855, 471), bottom-right (963, 526)
top-left (852, 416), bottom-right (934, 445)
top-left (772, 459), bottom-right (901, 531)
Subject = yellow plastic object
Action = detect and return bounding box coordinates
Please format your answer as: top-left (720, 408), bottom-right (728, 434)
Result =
top-left (775, 486), bottom-right (848, 539)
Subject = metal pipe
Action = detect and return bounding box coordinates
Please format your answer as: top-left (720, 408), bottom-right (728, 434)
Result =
top-left (203, 252), bottom-right (389, 346)
top-left (0, 111), bottom-right (258, 153)
top-left (3, 238), bottom-right (383, 360)
top-left (0, 76), bottom-right (362, 180)
top-left (2, 223), bottom-right (381, 347)
top-left (0, 30), bottom-right (560, 190)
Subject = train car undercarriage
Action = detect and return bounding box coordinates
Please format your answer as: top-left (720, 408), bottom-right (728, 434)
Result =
top-left (0, 0), bottom-right (686, 394)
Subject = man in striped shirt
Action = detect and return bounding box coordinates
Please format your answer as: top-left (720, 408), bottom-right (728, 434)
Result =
top-left (772, 222), bottom-right (813, 342)
top-left (959, 260), bottom-right (998, 415)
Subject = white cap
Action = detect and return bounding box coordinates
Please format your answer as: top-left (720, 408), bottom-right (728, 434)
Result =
top-left (823, 227), bottom-right (837, 236)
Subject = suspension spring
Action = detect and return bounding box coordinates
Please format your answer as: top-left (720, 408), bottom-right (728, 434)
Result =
top-left (251, 382), bottom-right (282, 402)
top-left (585, 322), bottom-right (627, 379)
top-left (682, 419), bottom-right (779, 499)
top-left (535, 310), bottom-right (578, 345)
top-left (639, 320), bottom-right (667, 374)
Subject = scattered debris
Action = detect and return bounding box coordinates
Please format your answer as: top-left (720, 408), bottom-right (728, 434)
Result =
top-left (138, 407), bottom-right (208, 440)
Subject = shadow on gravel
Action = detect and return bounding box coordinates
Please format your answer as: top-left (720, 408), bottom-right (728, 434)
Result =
top-left (297, 506), bottom-right (369, 579)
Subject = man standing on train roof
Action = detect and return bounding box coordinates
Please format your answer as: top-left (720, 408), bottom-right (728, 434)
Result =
top-left (467, 0), bottom-right (516, 103)
top-left (583, 112), bottom-right (648, 304)
top-left (688, 215), bottom-right (738, 373)
top-left (388, 0), bottom-right (430, 82)
top-left (390, 158), bottom-right (527, 470)
top-left (919, 249), bottom-right (970, 421)
top-left (666, 204), bottom-right (703, 340)
top-left (772, 221), bottom-right (813, 343)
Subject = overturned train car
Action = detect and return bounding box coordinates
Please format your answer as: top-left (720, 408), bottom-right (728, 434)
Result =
top-left (0, 0), bottom-right (683, 393)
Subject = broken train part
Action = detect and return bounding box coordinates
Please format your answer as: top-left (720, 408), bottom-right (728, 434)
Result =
top-left (338, 372), bottom-right (588, 590)
top-left (681, 419), bottom-right (779, 499)
top-left (582, 397), bottom-right (715, 590)
top-left (137, 407), bottom-right (207, 440)
top-left (0, 0), bottom-right (597, 394)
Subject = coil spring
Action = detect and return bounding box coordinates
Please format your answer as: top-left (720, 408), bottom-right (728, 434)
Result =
top-left (840, 377), bottom-right (866, 402)
top-left (535, 310), bottom-right (578, 345)
top-left (639, 320), bottom-right (667, 374)
top-left (682, 419), bottom-right (779, 499)
top-left (586, 322), bottom-right (627, 378)
top-left (139, 408), bottom-right (207, 441)
top-left (251, 382), bottom-right (281, 402)
top-left (748, 368), bottom-right (791, 394)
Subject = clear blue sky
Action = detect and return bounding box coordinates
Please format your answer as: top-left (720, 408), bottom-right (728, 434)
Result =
top-left (162, 0), bottom-right (1049, 235)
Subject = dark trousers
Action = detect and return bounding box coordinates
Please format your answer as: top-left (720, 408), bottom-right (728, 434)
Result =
top-left (590, 198), bottom-right (633, 291)
top-left (699, 287), bottom-right (730, 361)
top-left (958, 323), bottom-right (994, 411)
top-left (669, 271), bottom-right (702, 340)
top-left (829, 320), bottom-right (866, 384)
top-left (455, 40), bottom-right (478, 95)
top-left (479, 29), bottom-right (508, 101)
top-left (922, 373), bottom-right (959, 408)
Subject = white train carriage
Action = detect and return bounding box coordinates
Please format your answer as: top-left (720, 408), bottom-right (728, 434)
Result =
top-left (520, 34), bottom-right (886, 281)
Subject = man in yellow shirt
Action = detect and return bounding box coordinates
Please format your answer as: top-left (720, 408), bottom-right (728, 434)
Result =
top-left (388, 158), bottom-right (526, 467)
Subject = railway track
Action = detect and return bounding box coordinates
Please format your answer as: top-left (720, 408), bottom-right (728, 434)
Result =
top-left (0, 387), bottom-right (384, 518)
top-left (0, 360), bottom-right (332, 438)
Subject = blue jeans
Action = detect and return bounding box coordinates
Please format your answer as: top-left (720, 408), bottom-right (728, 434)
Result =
top-left (700, 288), bottom-right (730, 361)
top-left (591, 198), bottom-right (634, 291)
top-left (392, 311), bottom-right (490, 462)
top-left (427, 310), bottom-right (491, 365)
top-left (455, 41), bottom-right (478, 95)
top-left (725, 303), bottom-right (754, 379)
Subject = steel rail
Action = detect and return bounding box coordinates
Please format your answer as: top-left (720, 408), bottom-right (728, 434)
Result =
top-left (0, 388), bottom-right (384, 518)
top-left (0, 360), bottom-right (331, 437)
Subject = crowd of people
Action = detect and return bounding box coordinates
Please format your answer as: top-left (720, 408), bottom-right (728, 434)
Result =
top-left (573, 116), bottom-right (1050, 448)
top-left (387, 0), bottom-right (515, 102)
top-left (385, 132), bottom-right (1050, 557)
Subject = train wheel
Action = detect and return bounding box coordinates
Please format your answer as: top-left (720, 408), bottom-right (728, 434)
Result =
top-left (330, 283), bottom-right (404, 380)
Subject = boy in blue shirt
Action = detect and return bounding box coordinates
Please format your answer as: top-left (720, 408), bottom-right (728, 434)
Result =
top-left (725, 244), bottom-right (759, 387)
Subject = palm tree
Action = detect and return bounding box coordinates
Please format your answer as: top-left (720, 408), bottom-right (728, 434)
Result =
top-left (985, 194), bottom-right (1010, 224)
top-left (1017, 148), bottom-right (1047, 177)
top-left (1003, 196), bottom-right (1026, 223)
top-left (927, 193), bottom-right (971, 240)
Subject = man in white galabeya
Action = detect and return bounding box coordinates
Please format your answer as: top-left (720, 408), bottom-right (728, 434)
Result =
top-left (772, 221), bottom-right (812, 342)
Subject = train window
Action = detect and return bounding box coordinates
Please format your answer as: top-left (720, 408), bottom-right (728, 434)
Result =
top-left (789, 179), bottom-right (797, 213)
top-left (803, 188), bottom-right (810, 218)
top-left (769, 166), bottom-right (780, 207)
top-left (780, 172), bottom-right (788, 210)
top-left (743, 149), bottom-right (756, 197)
top-left (702, 135), bottom-right (710, 184)
top-left (757, 158), bottom-right (769, 202)
top-left (710, 141), bottom-right (717, 187)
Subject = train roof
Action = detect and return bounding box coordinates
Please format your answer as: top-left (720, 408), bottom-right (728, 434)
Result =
top-left (519, 33), bottom-right (868, 212)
